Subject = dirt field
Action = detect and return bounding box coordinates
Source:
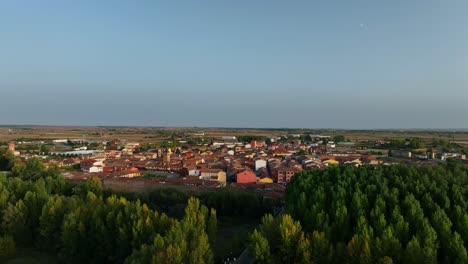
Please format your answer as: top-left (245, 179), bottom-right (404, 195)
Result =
top-left (1, 125), bottom-right (467, 145)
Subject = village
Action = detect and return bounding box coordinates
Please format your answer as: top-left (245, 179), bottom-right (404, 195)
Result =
top-left (3, 131), bottom-right (467, 197)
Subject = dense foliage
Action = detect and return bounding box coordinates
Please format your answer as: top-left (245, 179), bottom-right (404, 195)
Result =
top-left (114, 187), bottom-right (277, 219)
top-left (250, 164), bottom-right (468, 263)
top-left (384, 138), bottom-right (424, 149)
top-left (0, 173), bottom-right (216, 263)
top-left (333, 135), bottom-right (346, 142)
top-left (0, 150), bottom-right (17, 171)
top-left (237, 136), bottom-right (266, 143)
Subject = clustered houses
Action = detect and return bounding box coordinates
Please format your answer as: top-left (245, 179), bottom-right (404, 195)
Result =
top-left (269, 159), bottom-right (303, 184)
top-left (12, 134), bottom-right (398, 189)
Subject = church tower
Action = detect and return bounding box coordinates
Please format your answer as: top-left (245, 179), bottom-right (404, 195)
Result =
top-left (165, 148), bottom-right (172, 163)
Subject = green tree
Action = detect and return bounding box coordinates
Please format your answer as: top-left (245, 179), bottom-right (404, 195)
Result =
top-left (280, 164), bottom-right (468, 262)
top-left (446, 232), bottom-right (468, 264)
top-left (333, 135), bottom-right (346, 142)
top-left (249, 229), bottom-right (272, 264)
top-left (38, 196), bottom-right (69, 252)
top-left (0, 235), bottom-right (16, 259)
top-left (206, 208), bottom-right (217, 248)
top-left (277, 214), bottom-right (303, 263)
top-left (309, 231), bottom-right (333, 264)
top-left (24, 158), bottom-right (47, 180)
top-left (23, 189), bottom-right (50, 243)
top-left (11, 162), bottom-right (26, 178)
top-left (403, 236), bottom-right (425, 264)
top-left (375, 227), bottom-right (402, 262)
top-left (378, 256), bottom-right (393, 264)
top-left (0, 150), bottom-right (16, 171)
top-left (296, 233), bottom-right (313, 264)
top-left (46, 163), bottom-right (61, 178)
top-left (40, 145), bottom-right (50, 154)
top-left (126, 198), bottom-right (214, 264)
top-left (347, 234), bottom-right (373, 264)
top-left (2, 200), bottom-right (28, 245)
top-left (85, 176), bottom-right (103, 197)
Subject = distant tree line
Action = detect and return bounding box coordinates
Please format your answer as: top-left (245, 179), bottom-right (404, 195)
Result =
top-left (237, 136), bottom-right (266, 143)
top-left (250, 164), bottom-right (468, 263)
top-left (333, 135), bottom-right (347, 142)
top-left (384, 138), bottom-right (424, 149)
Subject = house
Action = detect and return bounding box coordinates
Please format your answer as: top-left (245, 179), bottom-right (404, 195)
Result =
top-left (87, 165), bottom-right (104, 173)
top-left (290, 139), bottom-right (301, 145)
top-left (415, 154), bottom-right (428, 160)
top-left (324, 159), bottom-right (339, 166)
top-left (63, 158), bottom-right (80, 166)
top-left (235, 146), bottom-right (243, 153)
top-left (304, 161), bottom-right (326, 170)
top-left (258, 177), bottom-right (273, 184)
top-left (109, 169), bottom-right (141, 178)
top-left (80, 159), bottom-right (104, 173)
top-left (236, 170), bottom-right (257, 184)
top-left (8, 142), bottom-right (15, 152)
top-left (344, 159), bottom-right (362, 167)
top-left (199, 168), bottom-right (223, 180)
top-left (217, 171), bottom-right (227, 185)
top-left (361, 155), bottom-right (377, 163)
top-left (255, 159), bottom-right (267, 171)
top-left (273, 149), bottom-right (292, 157)
top-left (251, 141), bottom-right (265, 149)
top-left (274, 167), bottom-right (302, 184)
top-left (441, 153), bottom-right (464, 160)
top-left (103, 166), bottom-right (139, 173)
top-left (390, 150), bottom-right (412, 158)
top-left (258, 167), bottom-right (270, 178)
top-left (186, 165), bottom-right (200, 177)
top-left (124, 143), bottom-right (140, 151)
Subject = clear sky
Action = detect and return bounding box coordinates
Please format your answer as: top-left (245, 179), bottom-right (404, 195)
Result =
top-left (1, 0), bottom-right (467, 128)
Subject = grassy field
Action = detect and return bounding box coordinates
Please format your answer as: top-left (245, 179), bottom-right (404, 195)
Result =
top-left (5, 248), bottom-right (58, 264)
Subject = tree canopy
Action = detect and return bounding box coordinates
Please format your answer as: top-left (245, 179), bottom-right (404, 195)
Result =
top-left (0, 174), bottom-right (216, 263)
top-left (250, 164), bottom-right (468, 263)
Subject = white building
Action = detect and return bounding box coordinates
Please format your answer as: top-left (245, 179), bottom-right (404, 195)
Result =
top-left (74, 146), bottom-right (88, 151)
top-left (255, 159), bottom-right (267, 171)
top-left (188, 169), bottom-right (201, 177)
top-left (88, 166), bottom-right (103, 173)
top-left (53, 139), bottom-right (68, 144)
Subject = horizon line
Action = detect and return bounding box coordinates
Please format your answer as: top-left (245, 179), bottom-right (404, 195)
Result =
top-left (0, 124), bottom-right (467, 132)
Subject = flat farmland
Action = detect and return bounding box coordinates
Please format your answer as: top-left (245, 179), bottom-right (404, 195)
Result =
top-left (1, 126), bottom-right (467, 145)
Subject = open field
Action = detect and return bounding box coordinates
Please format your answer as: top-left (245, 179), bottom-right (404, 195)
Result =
top-left (1, 125), bottom-right (468, 145)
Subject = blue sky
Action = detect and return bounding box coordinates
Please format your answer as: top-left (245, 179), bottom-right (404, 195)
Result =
top-left (1, 0), bottom-right (467, 128)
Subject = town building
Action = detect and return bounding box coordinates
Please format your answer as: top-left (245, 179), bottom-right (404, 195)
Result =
top-left (235, 170), bottom-right (257, 184)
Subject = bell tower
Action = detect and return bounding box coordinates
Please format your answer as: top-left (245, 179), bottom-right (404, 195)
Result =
top-left (165, 148), bottom-right (172, 163)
